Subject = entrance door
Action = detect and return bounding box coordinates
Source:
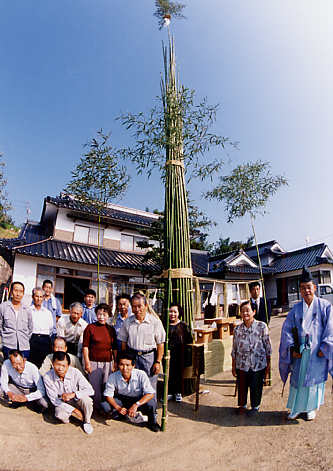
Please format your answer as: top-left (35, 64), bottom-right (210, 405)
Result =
top-left (276, 278), bottom-right (288, 307)
top-left (64, 278), bottom-right (90, 310)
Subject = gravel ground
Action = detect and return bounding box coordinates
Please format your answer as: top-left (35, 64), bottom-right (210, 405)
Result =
top-left (0, 314), bottom-right (331, 471)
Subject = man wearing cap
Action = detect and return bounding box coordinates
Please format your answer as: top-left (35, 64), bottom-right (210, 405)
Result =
top-left (279, 266), bottom-right (333, 420)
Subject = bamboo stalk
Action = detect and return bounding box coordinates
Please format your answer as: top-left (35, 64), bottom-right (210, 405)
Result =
top-left (251, 216), bottom-right (269, 325)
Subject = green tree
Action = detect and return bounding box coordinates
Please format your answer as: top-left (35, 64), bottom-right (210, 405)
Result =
top-left (205, 160), bottom-right (287, 222)
top-left (0, 154), bottom-right (13, 229)
top-left (64, 129), bottom-right (130, 299)
top-left (210, 235), bottom-right (254, 256)
top-left (205, 160), bottom-right (288, 325)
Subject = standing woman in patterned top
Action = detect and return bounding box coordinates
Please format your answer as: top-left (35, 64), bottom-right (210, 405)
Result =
top-left (231, 300), bottom-right (272, 417)
top-left (167, 303), bottom-right (192, 403)
top-left (83, 303), bottom-right (118, 410)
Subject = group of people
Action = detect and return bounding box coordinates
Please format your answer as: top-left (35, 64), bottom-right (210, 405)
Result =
top-left (0, 282), bottom-right (172, 433)
top-left (0, 266), bottom-right (332, 435)
top-left (232, 269), bottom-right (333, 420)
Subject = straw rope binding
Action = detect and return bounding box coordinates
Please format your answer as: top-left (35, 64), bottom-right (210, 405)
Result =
top-left (165, 159), bottom-right (185, 169)
top-left (161, 268), bottom-right (193, 279)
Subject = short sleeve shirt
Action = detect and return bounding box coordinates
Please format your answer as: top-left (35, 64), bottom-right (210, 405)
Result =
top-left (231, 319), bottom-right (272, 372)
top-left (104, 368), bottom-right (155, 398)
top-left (117, 313), bottom-right (165, 351)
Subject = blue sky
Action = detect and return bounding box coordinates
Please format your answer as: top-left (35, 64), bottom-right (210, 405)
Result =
top-left (0, 0), bottom-right (332, 252)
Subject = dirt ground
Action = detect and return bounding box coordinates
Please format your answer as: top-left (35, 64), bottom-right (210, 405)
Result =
top-left (0, 314), bottom-right (331, 471)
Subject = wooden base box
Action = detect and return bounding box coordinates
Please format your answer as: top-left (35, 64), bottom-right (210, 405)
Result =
top-left (194, 326), bottom-right (216, 344)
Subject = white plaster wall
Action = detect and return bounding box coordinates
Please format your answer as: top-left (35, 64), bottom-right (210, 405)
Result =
top-left (105, 227), bottom-right (121, 241)
top-left (12, 255), bottom-right (37, 305)
top-left (54, 209), bottom-right (75, 232)
top-left (265, 278), bottom-right (277, 300)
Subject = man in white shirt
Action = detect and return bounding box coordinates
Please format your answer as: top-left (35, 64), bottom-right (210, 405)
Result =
top-left (44, 351), bottom-right (94, 434)
top-left (118, 293), bottom-right (165, 397)
top-left (57, 302), bottom-right (87, 358)
top-left (39, 337), bottom-right (86, 377)
top-left (0, 349), bottom-right (48, 413)
top-left (29, 287), bottom-right (54, 368)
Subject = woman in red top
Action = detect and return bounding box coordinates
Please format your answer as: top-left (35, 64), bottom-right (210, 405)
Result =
top-left (83, 303), bottom-right (118, 409)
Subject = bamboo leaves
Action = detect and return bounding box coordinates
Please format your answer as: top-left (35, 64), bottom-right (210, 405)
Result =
top-left (118, 86), bottom-right (235, 183)
top-left (154, 1), bottom-right (186, 30)
top-left (65, 129), bottom-right (130, 210)
top-left (204, 160), bottom-right (288, 223)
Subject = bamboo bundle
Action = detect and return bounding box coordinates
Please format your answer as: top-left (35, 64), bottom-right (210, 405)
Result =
top-left (161, 34), bottom-right (194, 429)
top-left (162, 34), bottom-right (194, 327)
top-left (204, 338), bottom-right (233, 379)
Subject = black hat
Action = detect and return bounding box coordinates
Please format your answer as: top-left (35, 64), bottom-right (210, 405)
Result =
top-left (300, 266), bottom-right (314, 283)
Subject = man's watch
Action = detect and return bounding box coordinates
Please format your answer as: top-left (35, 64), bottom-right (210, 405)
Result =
top-left (155, 360), bottom-right (161, 364)
top-left (135, 401), bottom-right (141, 406)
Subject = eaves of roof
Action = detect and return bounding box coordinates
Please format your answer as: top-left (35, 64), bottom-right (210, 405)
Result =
top-left (44, 196), bottom-right (159, 229)
top-left (0, 223), bottom-right (160, 273)
top-left (269, 243), bottom-right (329, 274)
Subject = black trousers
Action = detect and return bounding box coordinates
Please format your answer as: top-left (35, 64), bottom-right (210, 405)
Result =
top-left (67, 342), bottom-right (78, 357)
top-left (236, 368), bottom-right (266, 408)
top-left (117, 395), bottom-right (156, 425)
top-left (29, 334), bottom-right (51, 369)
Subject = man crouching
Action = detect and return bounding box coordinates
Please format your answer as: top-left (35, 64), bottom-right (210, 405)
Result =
top-left (101, 350), bottom-right (160, 432)
top-left (0, 349), bottom-right (48, 413)
top-left (43, 351), bottom-right (94, 434)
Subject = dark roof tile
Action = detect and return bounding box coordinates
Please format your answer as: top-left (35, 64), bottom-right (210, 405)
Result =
top-left (45, 196), bottom-right (158, 227)
top-left (270, 243), bottom-right (329, 273)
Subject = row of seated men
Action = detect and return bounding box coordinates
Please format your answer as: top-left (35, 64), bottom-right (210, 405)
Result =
top-left (0, 281), bottom-right (166, 434)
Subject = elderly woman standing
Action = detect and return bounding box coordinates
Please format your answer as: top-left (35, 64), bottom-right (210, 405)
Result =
top-left (83, 303), bottom-right (118, 410)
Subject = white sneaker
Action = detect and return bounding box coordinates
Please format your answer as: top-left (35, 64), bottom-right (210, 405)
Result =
top-left (307, 410), bottom-right (316, 421)
top-left (83, 422), bottom-right (93, 434)
top-left (160, 394), bottom-right (173, 403)
top-left (127, 411), bottom-right (148, 424)
top-left (175, 393), bottom-right (182, 403)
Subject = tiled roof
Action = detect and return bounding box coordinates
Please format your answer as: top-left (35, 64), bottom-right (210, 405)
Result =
top-left (244, 240), bottom-right (280, 259)
top-left (0, 223), bottom-right (160, 272)
top-left (45, 195), bottom-right (159, 228)
top-left (1, 223), bottom-right (207, 276)
top-left (269, 243), bottom-right (332, 273)
top-left (2, 222), bottom-right (331, 279)
top-left (209, 259), bottom-right (274, 276)
top-left (191, 250), bottom-right (210, 276)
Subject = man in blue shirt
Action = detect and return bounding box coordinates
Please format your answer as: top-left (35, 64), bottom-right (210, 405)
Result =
top-left (101, 350), bottom-right (160, 432)
top-left (81, 289), bottom-right (97, 324)
top-left (110, 294), bottom-right (131, 350)
top-left (42, 280), bottom-right (62, 340)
